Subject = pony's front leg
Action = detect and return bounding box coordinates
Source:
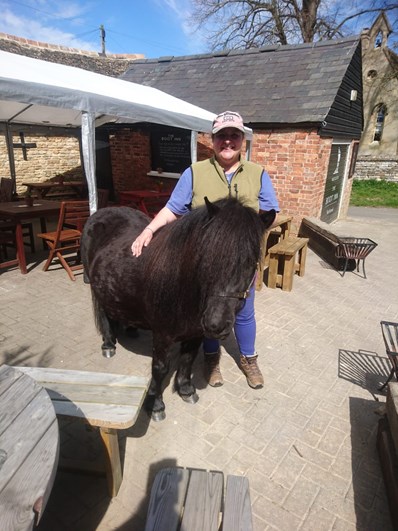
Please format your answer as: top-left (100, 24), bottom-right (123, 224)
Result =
top-left (175, 338), bottom-right (202, 404)
top-left (146, 336), bottom-right (172, 422)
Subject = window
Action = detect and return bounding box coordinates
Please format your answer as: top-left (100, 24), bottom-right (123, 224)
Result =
top-left (367, 69), bottom-right (377, 80)
top-left (374, 31), bottom-right (383, 48)
top-left (373, 104), bottom-right (387, 142)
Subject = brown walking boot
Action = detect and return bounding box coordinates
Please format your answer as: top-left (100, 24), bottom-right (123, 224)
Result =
top-left (204, 350), bottom-right (223, 387)
top-left (240, 354), bottom-right (264, 389)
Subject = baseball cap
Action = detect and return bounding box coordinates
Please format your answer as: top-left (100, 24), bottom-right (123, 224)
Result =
top-left (212, 111), bottom-right (246, 135)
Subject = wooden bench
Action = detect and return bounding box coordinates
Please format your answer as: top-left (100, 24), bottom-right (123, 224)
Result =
top-left (145, 467), bottom-right (253, 531)
top-left (16, 366), bottom-right (150, 497)
top-left (268, 236), bottom-right (309, 291)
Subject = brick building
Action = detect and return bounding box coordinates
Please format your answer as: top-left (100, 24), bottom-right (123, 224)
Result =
top-left (119, 36), bottom-right (363, 224)
top-left (0, 33), bottom-right (363, 225)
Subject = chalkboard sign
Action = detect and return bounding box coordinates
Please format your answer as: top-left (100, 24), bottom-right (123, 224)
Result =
top-left (150, 126), bottom-right (191, 174)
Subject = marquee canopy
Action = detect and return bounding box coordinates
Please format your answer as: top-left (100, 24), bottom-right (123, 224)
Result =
top-left (0, 50), bottom-right (221, 212)
top-left (0, 50), bottom-right (216, 132)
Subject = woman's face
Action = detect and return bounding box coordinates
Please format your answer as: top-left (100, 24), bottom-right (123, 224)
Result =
top-left (212, 128), bottom-right (244, 168)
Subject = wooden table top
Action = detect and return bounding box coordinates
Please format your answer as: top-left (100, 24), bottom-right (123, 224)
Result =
top-left (0, 365), bottom-right (59, 530)
top-left (0, 199), bottom-right (61, 220)
top-left (22, 181), bottom-right (85, 189)
top-left (119, 189), bottom-right (171, 199)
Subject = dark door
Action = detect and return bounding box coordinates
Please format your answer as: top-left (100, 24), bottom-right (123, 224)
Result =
top-left (321, 144), bottom-right (349, 223)
top-left (95, 131), bottom-right (114, 200)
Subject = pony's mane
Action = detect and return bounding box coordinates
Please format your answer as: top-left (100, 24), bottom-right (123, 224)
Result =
top-left (144, 198), bottom-right (264, 310)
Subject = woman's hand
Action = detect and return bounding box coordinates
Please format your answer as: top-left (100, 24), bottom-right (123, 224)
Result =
top-left (131, 206), bottom-right (177, 257)
top-left (131, 227), bottom-right (153, 257)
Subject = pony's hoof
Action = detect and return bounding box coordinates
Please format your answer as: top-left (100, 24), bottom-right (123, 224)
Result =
top-left (180, 392), bottom-right (199, 404)
top-left (102, 347), bottom-right (116, 358)
top-left (151, 410), bottom-right (166, 422)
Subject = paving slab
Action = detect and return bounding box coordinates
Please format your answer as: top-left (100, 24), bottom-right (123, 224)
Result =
top-left (0, 207), bottom-right (397, 530)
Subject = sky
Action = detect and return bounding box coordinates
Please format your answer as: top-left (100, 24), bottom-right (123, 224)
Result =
top-left (0, 1), bottom-right (396, 59)
top-left (0, 0), bottom-right (206, 58)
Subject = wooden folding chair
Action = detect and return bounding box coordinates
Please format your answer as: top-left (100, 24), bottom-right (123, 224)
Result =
top-left (37, 200), bottom-right (90, 281)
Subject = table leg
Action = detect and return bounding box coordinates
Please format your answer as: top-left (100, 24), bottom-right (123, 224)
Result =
top-left (99, 427), bottom-right (123, 497)
top-left (138, 200), bottom-right (150, 217)
top-left (39, 217), bottom-right (48, 250)
top-left (15, 221), bottom-right (27, 274)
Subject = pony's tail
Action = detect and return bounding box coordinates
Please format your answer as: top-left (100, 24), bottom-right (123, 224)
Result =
top-left (91, 289), bottom-right (105, 336)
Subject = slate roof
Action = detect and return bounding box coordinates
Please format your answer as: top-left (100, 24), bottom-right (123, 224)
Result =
top-left (121, 37), bottom-right (361, 127)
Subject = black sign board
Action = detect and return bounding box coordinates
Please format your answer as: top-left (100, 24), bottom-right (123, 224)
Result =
top-left (321, 144), bottom-right (348, 223)
top-left (150, 126), bottom-right (191, 174)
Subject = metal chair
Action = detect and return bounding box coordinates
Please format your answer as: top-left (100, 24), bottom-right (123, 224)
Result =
top-left (379, 321), bottom-right (398, 391)
top-left (37, 200), bottom-right (90, 281)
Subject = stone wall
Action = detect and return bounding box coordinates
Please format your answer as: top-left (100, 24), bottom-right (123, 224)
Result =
top-left (0, 32), bottom-right (143, 77)
top-left (0, 133), bottom-right (83, 196)
top-left (354, 158), bottom-right (398, 182)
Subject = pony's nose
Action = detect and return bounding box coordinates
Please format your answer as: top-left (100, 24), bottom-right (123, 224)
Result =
top-left (203, 318), bottom-right (233, 339)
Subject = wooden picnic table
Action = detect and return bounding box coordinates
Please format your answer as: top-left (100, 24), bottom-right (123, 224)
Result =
top-left (0, 365), bottom-right (59, 530)
top-left (0, 199), bottom-right (61, 274)
top-left (119, 190), bottom-right (171, 217)
top-left (23, 181), bottom-right (87, 199)
top-left (256, 213), bottom-right (293, 290)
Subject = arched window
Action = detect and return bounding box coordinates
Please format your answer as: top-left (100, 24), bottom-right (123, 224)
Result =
top-left (373, 104), bottom-right (387, 141)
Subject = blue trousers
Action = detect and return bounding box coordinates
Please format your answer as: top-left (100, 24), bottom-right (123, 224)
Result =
top-left (203, 285), bottom-right (256, 357)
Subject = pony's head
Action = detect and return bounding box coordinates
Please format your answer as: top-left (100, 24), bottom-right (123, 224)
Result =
top-left (199, 197), bottom-right (276, 339)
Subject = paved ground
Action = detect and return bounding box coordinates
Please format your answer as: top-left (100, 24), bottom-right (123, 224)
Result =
top-left (1, 207), bottom-right (398, 530)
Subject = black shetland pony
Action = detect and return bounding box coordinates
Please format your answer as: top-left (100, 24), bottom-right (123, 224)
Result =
top-left (81, 197), bottom-right (275, 421)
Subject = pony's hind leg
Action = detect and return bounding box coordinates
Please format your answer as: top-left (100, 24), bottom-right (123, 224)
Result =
top-left (92, 291), bottom-right (117, 358)
top-left (174, 338), bottom-right (202, 404)
top-left (146, 336), bottom-right (173, 422)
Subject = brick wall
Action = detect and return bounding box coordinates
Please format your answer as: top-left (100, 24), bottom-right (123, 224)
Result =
top-left (250, 129), bottom-right (333, 228)
top-left (110, 129), bottom-right (153, 194)
top-left (2, 127), bottom-right (356, 227)
top-left (108, 128), bottom-right (342, 228)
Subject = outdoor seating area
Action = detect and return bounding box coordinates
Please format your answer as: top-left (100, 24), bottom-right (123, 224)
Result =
top-left (0, 186), bottom-right (173, 277)
top-left (0, 206), bottom-right (395, 530)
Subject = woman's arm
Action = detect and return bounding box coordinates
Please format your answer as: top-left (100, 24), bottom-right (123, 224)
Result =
top-left (131, 206), bottom-right (177, 257)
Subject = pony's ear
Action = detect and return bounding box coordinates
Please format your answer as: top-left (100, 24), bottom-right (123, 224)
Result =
top-left (204, 196), bottom-right (220, 218)
top-left (260, 209), bottom-right (276, 229)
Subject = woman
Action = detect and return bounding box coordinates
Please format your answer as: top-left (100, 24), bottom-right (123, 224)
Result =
top-left (132, 111), bottom-right (279, 389)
